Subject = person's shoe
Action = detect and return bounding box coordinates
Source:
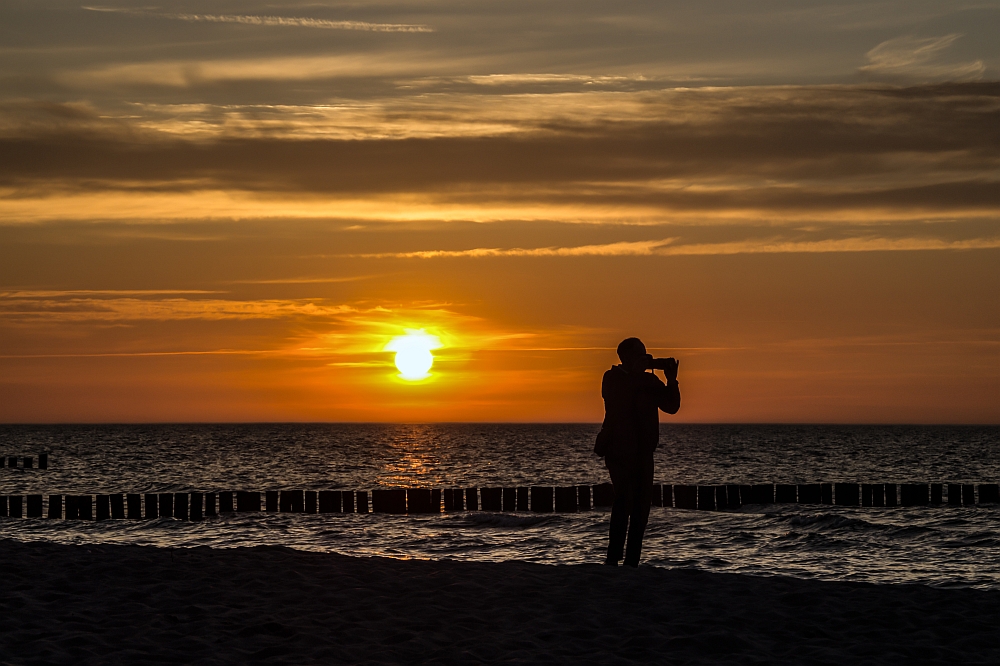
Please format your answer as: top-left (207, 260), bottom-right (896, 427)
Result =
top-left (623, 560), bottom-right (638, 568)
top-left (603, 558), bottom-right (619, 566)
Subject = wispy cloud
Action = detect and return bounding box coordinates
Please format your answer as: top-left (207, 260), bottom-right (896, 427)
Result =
top-left (59, 54), bottom-right (458, 87)
top-left (0, 289), bottom-right (220, 297)
top-left (463, 74), bottom-right (648, 86)
top-left (81, 7), bottom-right (433, 32)
top-left (654, 236), bottom-right (1000, 255)
top-left (353, 236), bottom-right (1000, 259)
top-left (354, 239), bottom-right (677, 258)
top-left (859, 34), bottom-right (985, 82)
top-left (864, 34), bottom-right (962, 69)
top-left (0, 349), bottom-right (275, 358)
top-left (0, 295), bottom-right (358, 322)
top-left (227, 276), bottom-right (376, 285)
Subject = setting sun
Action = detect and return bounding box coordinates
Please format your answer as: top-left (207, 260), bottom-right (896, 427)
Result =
top-left (385, 330), bottom-right (442, 381)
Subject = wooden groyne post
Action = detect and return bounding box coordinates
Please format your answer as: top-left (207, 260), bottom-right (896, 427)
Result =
top-left (406, 488), bottom-right (437, 513)
top-left (96, 495), bottom-right (111, 521)
top-left (481, 487), bottom-right (502, 511)
top-left (237, 491), bottom-right (260, 512)
top-left (835, 483), bottom-right (859, 506)
top-left (503, 487), bottom-right (518, 511)
top-left (554, 486), bottom-right (577, 512)
top-left (371, 488), bottom-right (406, 513)
top-left (798, 484), bottom-right (820, 504)
top-left (530, 486), bottom-right (553, 513)
top-left (48, 495), bottom-right (61, 519)
top-left (127, 493), bottom-right (142, 519)
top-left (674, 485), bottom-right (697, 509)
top-left (190, 492), bottom-right (204, 520)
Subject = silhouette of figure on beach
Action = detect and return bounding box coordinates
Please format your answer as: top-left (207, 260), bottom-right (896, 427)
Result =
top-left (596, 337), bottom-right (680, 567)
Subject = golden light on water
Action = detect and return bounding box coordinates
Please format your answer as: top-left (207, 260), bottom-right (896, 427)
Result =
top-left (385, 330), bottom-right (442, 381)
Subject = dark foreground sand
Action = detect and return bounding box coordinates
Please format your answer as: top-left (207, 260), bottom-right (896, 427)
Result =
top-left (1, 540), bottom-right (999, 665)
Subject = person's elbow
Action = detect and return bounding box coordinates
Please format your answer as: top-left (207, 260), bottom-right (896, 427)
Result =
top-left (660, 398), bottom-right (680, 415)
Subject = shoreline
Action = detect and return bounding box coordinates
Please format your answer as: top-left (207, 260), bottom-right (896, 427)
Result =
top-left (2, 540), bottom-right (999, 663)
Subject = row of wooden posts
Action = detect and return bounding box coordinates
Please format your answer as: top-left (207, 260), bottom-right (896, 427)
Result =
top-left (1, 482), bottom-right (999, 519)
top-left (2, 454), bottom-right (48, 470)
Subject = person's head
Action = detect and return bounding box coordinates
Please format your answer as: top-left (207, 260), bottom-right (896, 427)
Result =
top-left (617, 337), bottom-right (648, 373)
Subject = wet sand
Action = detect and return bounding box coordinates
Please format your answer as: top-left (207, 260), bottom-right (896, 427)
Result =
top-left (1, 539), bottom-right (998, 664)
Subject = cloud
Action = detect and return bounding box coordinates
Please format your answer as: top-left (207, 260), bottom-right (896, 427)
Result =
top-left (226, 276), bottom-right (377, 285)
top-left (0, 83), bottom-right (998, 232)
top-left (0, 292), bottom-right (533, 357)
top-left (859, 34), bottom-right (985, 82)
top-left (0, 349), bottom-right (275, 359)
top-left (354, 239), bottom-right (677, 258)
top-left (81, 7), bottom-right (433, 32)
top-left (462, 74), bottom-right (648, 86)
top-left (60, 54), bottom-right (456, 88)
top-left (0, 295), bottom-right (358, 323)
top-left (0, 289), bottom-right (219, 297)
top-left (864, 34), bottom-right (962, 69)
top-left (0, 101), bottom-right (138, 140)
top-left (351, 236), bottom-right (1000, 259)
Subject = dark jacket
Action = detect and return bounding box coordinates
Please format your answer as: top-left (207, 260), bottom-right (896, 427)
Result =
top-left (601, 365), bottom-right (680, 463)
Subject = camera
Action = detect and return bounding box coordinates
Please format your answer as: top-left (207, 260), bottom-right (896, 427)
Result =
top-left (645, 355), bottom-right (677, 371)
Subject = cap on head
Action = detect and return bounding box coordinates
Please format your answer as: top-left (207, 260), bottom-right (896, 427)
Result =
top-left (616, 337), bottom-right (646, 363)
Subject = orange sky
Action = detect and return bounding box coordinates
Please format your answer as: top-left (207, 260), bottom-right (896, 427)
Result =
top-left (0, 2), bottom-right (997, 423)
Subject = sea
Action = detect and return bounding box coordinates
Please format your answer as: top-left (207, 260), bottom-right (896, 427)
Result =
top-left (1, 424), bottom-right (999, 589)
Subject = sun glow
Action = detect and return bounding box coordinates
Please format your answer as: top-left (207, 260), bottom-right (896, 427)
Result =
top-left (384, 330), bottom-right (442, 381)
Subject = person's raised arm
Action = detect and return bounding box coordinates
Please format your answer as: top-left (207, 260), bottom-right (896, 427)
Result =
top-left (658, 359), bottom-right (680, 414)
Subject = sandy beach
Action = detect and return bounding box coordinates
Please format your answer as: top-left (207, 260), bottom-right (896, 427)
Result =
top-left (1, 539), bottom-right (998, 664)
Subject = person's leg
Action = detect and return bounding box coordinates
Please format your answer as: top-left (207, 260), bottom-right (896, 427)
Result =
top-left (623, 456), bottom-right (655, 567)
top-left (605, 459), bottom-right (630, 564)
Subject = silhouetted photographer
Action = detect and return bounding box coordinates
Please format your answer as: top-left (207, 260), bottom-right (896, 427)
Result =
top-left (595, 337), bottom-right (680, 567)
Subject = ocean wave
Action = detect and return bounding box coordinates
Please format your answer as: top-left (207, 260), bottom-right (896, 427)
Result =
top-left (783, 513), bottom-right (881, 531)
top-left (884, 524), bottom-right (937, 538)
top-left (445, 513), bottom-right (558, 528)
